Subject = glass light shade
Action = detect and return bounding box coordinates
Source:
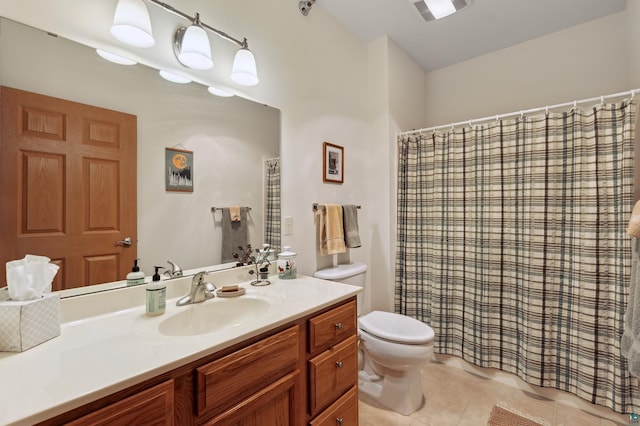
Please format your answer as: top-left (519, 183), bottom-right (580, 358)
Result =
top-left (159, 70), bottom-right (192, 84)
top-left (96, 49), bottom-right (137, 65)
top-left (424, 0), bottom-right (456, 19)
top-left (110, 0), bottom-right (155, 48)
top-left (175, 25), bottom-right (213, 70)
top-left (207, 86), bottom-right (234, 97)
top-left (231, 48), bottom-right (259, 86)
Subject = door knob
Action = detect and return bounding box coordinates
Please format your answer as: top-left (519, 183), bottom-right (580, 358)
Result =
top-left (116, 237), bottom-right (132, 247)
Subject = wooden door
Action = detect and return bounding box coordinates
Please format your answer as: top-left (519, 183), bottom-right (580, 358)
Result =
top-left (0, 86), bottom-right (137, 290)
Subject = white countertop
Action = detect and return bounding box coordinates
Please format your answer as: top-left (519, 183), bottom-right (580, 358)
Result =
top-left (0, 274), bottom-right (360, 425)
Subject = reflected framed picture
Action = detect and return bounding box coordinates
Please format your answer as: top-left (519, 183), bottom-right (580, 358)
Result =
top-left (323, 142), bottom-right (343, 183)
top-left (165, 147), bottom-right (193, 192)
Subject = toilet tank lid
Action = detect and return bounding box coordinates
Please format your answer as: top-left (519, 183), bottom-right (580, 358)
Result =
top-left (359, 311), bottom-right (434, 344)
top-left (314, 262), bottom-right (368, 280)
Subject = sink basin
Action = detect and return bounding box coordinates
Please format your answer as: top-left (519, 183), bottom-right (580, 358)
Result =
top-left (158, 296), bottom-right (271, 336)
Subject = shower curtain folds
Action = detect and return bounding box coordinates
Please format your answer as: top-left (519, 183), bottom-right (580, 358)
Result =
top-left (395, 99), bottom-right (638, 413)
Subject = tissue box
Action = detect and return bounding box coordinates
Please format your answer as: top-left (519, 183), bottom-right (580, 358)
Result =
top-left (0, 288), bottom-right (61, 352)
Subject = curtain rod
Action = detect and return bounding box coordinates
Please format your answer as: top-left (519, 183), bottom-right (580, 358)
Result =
top-left (399, 88), bottom-right (639, 137)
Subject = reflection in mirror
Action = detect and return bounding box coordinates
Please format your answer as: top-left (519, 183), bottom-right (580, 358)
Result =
top-left (0, 17), bottom-right (280, 295)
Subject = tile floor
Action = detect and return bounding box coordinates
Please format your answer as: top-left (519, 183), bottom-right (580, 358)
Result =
top-left (358, 357), bottom-right (631, 426)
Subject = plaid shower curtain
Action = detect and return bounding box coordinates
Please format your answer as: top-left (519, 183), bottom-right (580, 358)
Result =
top-left (395, 99), bottom-right (638, 413)
top-left (264, 158), bottom-right (281, 253)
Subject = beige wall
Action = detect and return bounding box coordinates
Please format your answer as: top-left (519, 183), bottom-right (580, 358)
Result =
top-left (366, 37), bottom-right (425, 312)
top-left (423, 10), bottom-right (631, 128)
top-left (628, 0), bottom-right (640, 89)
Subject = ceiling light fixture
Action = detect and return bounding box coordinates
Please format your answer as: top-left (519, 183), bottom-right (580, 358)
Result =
top-left (110, 0), bottom-right (259, 86)
top-left (412, 0), bottom-right (470, 22)
top-left (96, 49), bottom-right (137, 65)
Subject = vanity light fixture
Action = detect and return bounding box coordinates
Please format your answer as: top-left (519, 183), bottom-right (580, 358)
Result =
top-left (159, 70), bottom-right (192, 84)
top-left (174, 14), bottom-right (213, 70)
top-left (411, 0), bottom-right (470, 21)
top-left (207, 86), bottom-right (234, 97)
top-left (231, 44), bottom-right (259, 86)
top-left (96, 49), bottom-right (137, 65)
top-left (110, 0), bottom-right (259, 86)
top-left (111, 0), bottom-right (155, 48)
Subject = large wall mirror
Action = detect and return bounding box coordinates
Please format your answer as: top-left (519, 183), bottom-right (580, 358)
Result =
top-left (0, 17), bottom-right (281, 294)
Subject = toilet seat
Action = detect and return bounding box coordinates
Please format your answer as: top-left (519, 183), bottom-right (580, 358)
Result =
top-left (359, 311), bottom-right (434, 345)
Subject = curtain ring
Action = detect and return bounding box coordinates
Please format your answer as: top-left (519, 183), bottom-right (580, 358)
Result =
top-left (520, 110), bottom-right (524, 119)
top-left (601, 95), bottom-right (604, 104)
top-left (632, 90), bottom-right (636, 99)
top-left (573, 100), bottom-right (577, 110)
top-left (545, 105), bottom-right (549, 116)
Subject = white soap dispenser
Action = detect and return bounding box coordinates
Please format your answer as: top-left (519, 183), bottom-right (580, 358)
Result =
top-left (146, 266), bottom-right (166, 316)
top-left (126, 258), bottom-right (145, 286)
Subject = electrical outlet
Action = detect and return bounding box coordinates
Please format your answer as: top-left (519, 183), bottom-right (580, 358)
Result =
top-left (284, 216), bottom-right (293, 236)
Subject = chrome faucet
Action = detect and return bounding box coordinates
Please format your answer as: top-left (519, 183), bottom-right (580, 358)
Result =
top-left (165, 260), bottom-right (183, 278)
top-left (176, 271), bottom-right (216, 306)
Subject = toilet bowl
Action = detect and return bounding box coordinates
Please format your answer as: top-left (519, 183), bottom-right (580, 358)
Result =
top-left (314, 263), bottom-right (435, 415)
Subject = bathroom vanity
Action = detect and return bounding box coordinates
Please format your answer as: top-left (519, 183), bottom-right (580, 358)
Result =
top-left (0, 271), bottom-right (360, 425)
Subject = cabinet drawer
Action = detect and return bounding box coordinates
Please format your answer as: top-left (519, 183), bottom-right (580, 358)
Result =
top-left (66, 380), bottom-right (174, 426)
top-left (196, 325), bottom-right (299, 417)
top-left (308, 300), bottom-right (356, 353)
top-left (308, 335), bottom-right (358, 414)
top-left (309, 386), bottom-right (358, 426)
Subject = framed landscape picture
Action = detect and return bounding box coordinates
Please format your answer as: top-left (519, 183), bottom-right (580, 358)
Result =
top-left (165, 147), bottom-right (193, 192)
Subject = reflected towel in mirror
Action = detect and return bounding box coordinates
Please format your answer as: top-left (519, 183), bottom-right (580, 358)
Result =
top-left (222, 208), bottom-right (248, 263)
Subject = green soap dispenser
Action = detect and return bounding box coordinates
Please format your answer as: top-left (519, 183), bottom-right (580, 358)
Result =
top-left (126, 258), bottom-right (145, 286)
top-left (146, 266), bottom-right (166, 316)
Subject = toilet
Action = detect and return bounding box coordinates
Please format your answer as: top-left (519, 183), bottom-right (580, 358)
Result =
top-left (314, 262), bottom-right (434, 415)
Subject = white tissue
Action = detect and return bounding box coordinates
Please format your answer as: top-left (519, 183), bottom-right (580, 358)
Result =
top-left (6, 255), bottom-right (59, 301)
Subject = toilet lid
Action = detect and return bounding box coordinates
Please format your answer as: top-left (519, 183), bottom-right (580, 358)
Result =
top-left (359, 311), bottom-right (434, 344)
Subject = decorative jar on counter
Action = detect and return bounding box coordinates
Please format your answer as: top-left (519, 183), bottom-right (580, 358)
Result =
top-left (277, 246), bottom-right (297, 279)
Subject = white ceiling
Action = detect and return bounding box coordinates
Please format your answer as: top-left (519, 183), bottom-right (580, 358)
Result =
top-left (319, 0), bottom-right (627, 72)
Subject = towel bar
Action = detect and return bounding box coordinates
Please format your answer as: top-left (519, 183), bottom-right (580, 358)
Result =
top-left (211, 206), bottom-right (252, 213)
top-left (312, 203), bottom-right (361, 211)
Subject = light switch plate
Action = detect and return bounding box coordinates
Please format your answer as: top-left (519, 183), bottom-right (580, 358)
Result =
top-left (284, 216), bottom-right (293, 236)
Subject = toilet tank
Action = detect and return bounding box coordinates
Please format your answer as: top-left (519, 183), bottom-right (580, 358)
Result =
top-left (314, 262), bottom-right (367, 313)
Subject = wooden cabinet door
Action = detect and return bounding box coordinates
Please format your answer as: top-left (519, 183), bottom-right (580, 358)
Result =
top-left (66, 380), bottom-right (174, 426)
top-left (0, 86), bottom-right (137, 290)
top-left (202, 371), bottom-right (299, 426)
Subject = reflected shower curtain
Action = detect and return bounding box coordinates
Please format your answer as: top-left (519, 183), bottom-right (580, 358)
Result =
top-left (395, 100), bottom-right (638, 412)
top-left (264, 158), bottom-right (281, 253)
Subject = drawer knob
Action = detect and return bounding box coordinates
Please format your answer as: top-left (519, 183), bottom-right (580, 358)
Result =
top-left (335, 322), bottom-right (343, 330)
top-left (336, 361), bottom-right (344, 368)
top-left (336, 418), bottom-right (344, 425)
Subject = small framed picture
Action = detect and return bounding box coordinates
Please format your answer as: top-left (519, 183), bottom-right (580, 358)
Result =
top-left (323, 142), bottom-right (344, 183)
top-left (165, 147), bottom-right (193, 192)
